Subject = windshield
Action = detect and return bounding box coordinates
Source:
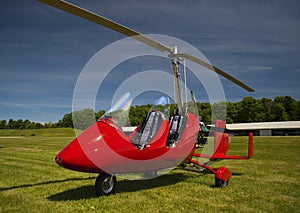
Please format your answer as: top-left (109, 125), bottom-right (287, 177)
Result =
top-left (98, 92), bottom-right (132, 127)
top-left (149, 96), bottom-right (171, 120)
top-left (98, 93), bottom-right (173, 128)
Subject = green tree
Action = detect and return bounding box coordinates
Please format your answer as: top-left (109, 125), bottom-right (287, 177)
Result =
top-left (0, 120), bottom-right (7, 129)
top-left (270, 103), bottom-right (289, 121)
top-left (211, 101), bottom-right (226, 122)
top-left (260, 98), bottom-right (274, 121)
top-left (297, 101), bottom-right (300, 120)
top-left (129, 105), bottom-right (151, 126)
top-left (95, 110), bottom-right (105, 120)
top-left (44, 122), bottom-right (57, 128)
top-left (58, 113), bottom-right (73, 128)
top-left (7, 119), bottom-right (16, 129)
top-left (34, 122), bottom-right (44, 129)
top-left (197, 102), bottom-right (211, 124)
top-left (72, 108), bottom-right (96, 130)
top-left (274, 96), bottom-right (299, 120)
top-left (23, 119), bottom-right (31, 129)
top-left (226, 102), bottom-right (238, 123)
top-left (17, 119), bottom-right (24, 129)
top-left (236, 97), bottom-right (265, 123)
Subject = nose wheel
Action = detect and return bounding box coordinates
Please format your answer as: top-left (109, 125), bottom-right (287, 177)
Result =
top-left (95, 174), bottom-right (116, 196)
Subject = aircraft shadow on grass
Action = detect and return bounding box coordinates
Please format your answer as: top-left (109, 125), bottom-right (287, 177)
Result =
top-left (0, 177), bottom-right (95, 192)
top-left (48, 171), bottom-right (244, 201)
top-left (48, 173), bottom-right (189, 201)
top-left (182, 166), bottom-right (243, 176)
top-left (0, 170), bottom-right (243, 201)
top-left (180, 166), bottom-right (243, 188)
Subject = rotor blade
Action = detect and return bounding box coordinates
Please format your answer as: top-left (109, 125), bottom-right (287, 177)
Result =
top-left (179, 53), bottom-right (255, 92)
top-left (38, 0), bottom-right (254, 92)
top-left (38, 0), bottom-right (172, 52)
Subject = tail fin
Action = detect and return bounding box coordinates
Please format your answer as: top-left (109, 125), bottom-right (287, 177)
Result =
top-left (248, 133), bottom-right (253, 159)
top-left (214, 120), bottom-right (229, 157)
top-left (195, 120), bottom-right (253, 160)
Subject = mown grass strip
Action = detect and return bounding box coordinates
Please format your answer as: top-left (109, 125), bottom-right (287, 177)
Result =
top-left (0, 134), bottom-right (299, 212)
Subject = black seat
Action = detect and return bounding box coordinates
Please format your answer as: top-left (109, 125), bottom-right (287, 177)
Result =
top-left (167, 115), bottom-right (186, 146)
top-left (130, 111), bottom-right (163, 149)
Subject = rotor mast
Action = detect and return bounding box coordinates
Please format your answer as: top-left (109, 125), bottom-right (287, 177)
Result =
top-left (170, 46), bottom-right (184, 115)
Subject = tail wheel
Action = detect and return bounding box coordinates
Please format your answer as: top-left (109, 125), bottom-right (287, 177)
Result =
top-left (95, 174), bottom-right (116, 196)
top-left (215, 178), bottom-right (229, 187)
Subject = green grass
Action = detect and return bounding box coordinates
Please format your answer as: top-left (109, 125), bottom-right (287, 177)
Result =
top-left (0, 131), bottom-right (299, 212)
top-left (0, 128), bottom-right (75, 137)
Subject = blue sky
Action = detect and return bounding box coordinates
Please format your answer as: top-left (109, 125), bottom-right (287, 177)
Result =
top-left (0, 0), bottom-right (299, 123)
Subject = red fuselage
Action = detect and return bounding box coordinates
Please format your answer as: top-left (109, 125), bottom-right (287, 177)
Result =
top-left (55, 113), bottom-right (199, 175)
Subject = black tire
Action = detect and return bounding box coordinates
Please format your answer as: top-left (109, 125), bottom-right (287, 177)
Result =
top-left (95, 174), bottom-right (116, 196)
top-left (215, 178), bottom-right (229, 187)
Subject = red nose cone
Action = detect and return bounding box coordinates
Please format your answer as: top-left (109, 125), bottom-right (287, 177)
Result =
top-left (55, 136), bottom-right (102, 173)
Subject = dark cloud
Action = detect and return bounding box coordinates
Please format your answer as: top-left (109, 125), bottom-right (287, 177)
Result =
top-left (0, 0), bottom-right (299, 122)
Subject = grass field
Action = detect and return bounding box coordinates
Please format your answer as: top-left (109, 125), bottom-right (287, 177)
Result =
top-left (0, 128), bottom-right (299, 212)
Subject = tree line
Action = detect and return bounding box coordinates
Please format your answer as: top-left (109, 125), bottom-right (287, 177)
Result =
top-left (1, 96), bottom-right (299, 130)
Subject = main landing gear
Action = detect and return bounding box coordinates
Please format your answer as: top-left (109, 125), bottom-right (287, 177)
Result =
top-left (95, 174), bottom-right (116, 196)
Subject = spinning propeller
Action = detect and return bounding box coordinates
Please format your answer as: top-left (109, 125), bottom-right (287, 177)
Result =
top-left (38, 0), bottom-right (254, 92)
